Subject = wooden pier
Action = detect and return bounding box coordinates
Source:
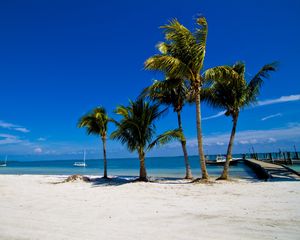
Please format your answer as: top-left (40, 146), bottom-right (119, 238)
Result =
top-left (244, 159), bottom-right (300, 181)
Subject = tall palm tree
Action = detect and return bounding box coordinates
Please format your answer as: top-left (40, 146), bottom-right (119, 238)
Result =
top-left (111, 98), bottom-right (182, 182)
top-left (78, 107), bottom-right (110, 179)
top-left (204, 62), bottom-right (277, 180)
top-left (145, 17), bottom-right (209, 180)
top-left (140, 77), bottom-right (193, 179)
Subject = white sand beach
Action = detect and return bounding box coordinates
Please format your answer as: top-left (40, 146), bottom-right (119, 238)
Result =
top-left (0, 175), bottom-right (299, 240)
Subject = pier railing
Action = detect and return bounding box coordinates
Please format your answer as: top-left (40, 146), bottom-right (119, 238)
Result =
top-left (242, 151), bottom-right (300, 165)
top-left (244, 158), bottom-right (300, 181)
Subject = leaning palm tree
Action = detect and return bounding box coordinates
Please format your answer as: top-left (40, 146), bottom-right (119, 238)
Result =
top-left (204, 62), bottom-right (277, 180)
top-left (140, 77), bottom-right (193, 179)
top-left (78, 107), bottom-right (110, 178)
top-left (111, 98), bottom-right (182, 182)
top-left (145, 17), bottom-right (209, 180)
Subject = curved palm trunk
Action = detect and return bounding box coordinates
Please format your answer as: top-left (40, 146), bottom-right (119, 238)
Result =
top-left (138, 149), bottom-right (148, 182)
top-left (177, 111), bottom-right (193, 179)
top-left (195, 87), bottom-right (209, 180)
top-left (101, 137), bottom-right (108, 178)
top-left (218, 113), bottom-right (239, 180)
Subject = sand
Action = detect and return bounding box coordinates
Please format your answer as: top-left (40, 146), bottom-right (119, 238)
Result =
top-left (0, 175), bottom-right (299, 240)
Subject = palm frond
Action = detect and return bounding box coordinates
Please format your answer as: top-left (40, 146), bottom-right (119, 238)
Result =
top-left (232, 62), bottom-right (246, 75)
top-left (114, 105), bottom-right (130, 118)
top-left (200, 87), bottom-right (229, 110)
top-left (145, 16), bottom-right (208, 86)
top-left (246, 62), bottom-right (278, 105)
top-left (161, 19), bottom-right (196, 55)
top-left (202, 61), bottom-right (277, 117)
top-left (147, 129), bottom-right (183, 151)
top-left (78, 106), bottom-right (109, 137)
top-left (202, 63), bottom-right (248, 115)
top-left (111, 99), bottom-right (168, 152)
top-left (140, 77), bottom-right (189, 112)
top-left (193, 16), bottom-right (208, 71)
top-left (204, 66), bottom-right (240, 82)
top-left (156, 42), bottom-right (170, 54)
top-left (145, 55), bottom-right (192, 79)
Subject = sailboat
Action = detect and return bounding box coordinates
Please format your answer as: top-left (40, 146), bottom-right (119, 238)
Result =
top-left (0, 155), bottom-right (7, 167)
top-left (73, 150), bottom-right (87, 167)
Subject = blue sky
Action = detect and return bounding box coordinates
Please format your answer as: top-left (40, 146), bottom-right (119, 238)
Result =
top-left (0, 0), bottom-right (300, 160)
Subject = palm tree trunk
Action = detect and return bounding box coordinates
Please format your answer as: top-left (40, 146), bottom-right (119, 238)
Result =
top-left (218, 113), bottom-right (239, 180)
top-left (195, 87), bottom-right (209, 180)
top-left (177, 111), bottom-right (193, 179)
top-left (138, 149), bottom-right (148, 181)
top-left (102, 137), bottom-right (108, 178)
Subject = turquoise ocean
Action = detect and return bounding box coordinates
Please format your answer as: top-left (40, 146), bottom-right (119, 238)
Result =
top-left (0, 155), bottom-right (257, 179)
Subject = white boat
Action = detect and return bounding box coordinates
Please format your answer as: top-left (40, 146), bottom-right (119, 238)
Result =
top-left (215, 155), bottom-right (237, 163)
top-left (215, 155), bottom-right (226, 163)
top-left (74, 150), bottom-right (87, 167)
top-left (0, 155), bottom-right (7, 167)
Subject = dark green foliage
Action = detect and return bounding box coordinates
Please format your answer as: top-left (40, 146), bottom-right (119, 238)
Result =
top-left (111, 98), bottom-right (181, 153)
top-left (203, 62), bottom-right (278, 117)
top-left (78, 107), bottom-right (109, 138)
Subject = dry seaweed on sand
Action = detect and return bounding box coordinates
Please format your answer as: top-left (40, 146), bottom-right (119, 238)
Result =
top-left (52, 174), bottom-right (91, 184)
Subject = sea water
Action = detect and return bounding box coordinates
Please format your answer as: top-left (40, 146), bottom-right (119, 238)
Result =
top-left (0, 155), bottom-right (257, 179)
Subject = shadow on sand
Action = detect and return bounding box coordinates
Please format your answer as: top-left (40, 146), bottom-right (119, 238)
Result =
top-left (90, 176), bottom-right (194, 187)
top-left (90, 176), bottom-right (132, 187)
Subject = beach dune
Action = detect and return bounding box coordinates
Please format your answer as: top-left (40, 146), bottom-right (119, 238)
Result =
top-left (0, 175), bottom-right (299, 240)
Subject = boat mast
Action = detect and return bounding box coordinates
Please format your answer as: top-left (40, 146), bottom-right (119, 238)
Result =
top-left (83, 150), bottom-right (86, 166)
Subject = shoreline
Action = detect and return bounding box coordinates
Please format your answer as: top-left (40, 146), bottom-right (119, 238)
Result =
top-left (0, 173), bottom-right (258, 183)
top-left (1, 174), bottom-right (300, 240)
top-left (0, 157), bottom-right (258, 179)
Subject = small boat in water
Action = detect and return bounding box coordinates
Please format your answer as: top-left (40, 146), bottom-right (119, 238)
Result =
top-left (206, 155), bottom-right (239, 165)
top-left (74, 150), bottom-right (87, 167)
top-left (216, 155), bottom-right (226, 163)
top-left (0, 155), bottom-right (7, 167)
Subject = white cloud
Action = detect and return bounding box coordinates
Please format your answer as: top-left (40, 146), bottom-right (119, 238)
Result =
top-left (0, 134), bottom-right (22, 145)
top-left (202, 94), bottom-right (300, 121)
top-left (261, 113), bottom-right (282, 121)
top-left (287, 122), bottom-right (300, 128)
top-left (203, 111), bottom-right (226, 121)
top-left (267, 138), bottom-right (276, 143)
top-left (0, 121), bottom-right (18, 129)
top-left (257, 94), bottom-right (300, 106)
top-left (34, 147), bottom-right (43, 153)
top-left (185, 124), bottom-right (300, 148)
top-left (14, 127), bottom-right (30, 133)
top-left (0, 120), bottom-right (30, 133)
top-left (37, 137), bottom-right (46, 141)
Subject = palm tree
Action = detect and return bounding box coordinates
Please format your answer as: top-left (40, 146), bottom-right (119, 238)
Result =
top-left (140, 77), bottom-right (193, 179)
top-left (78, 107), bottom-right (110, 179)
top-left (204, 62), bottom-right (277, 180)
top-left (145, 17), bottom-right (209, 180)
top-left (111, 98), bottom-right (182, 182)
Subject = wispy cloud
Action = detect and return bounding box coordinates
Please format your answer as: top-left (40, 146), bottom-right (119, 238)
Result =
top-left (0, 134), bottom-right (23, 145)
top-left (257, 94), bottom-right (300, 106)
top-left (203, 111), bottom-right (226, 120)
top-left (186, 124), bottom-right (300, 147)
top-left (261, 113), bottom-right (282, 121)
top-left (0, 120), bottom-right (30, 133)
top-left (202, 94), bottom-right (300, 121)
top-left (37, 137), bottom-right (47, 141)
top-left (0, 121), bottom-right (17, 129)
top-left (34, 147), bottom-right (43, 153)
top-left (165, 123), bottom-right (300, 150)
top-left (14, 127), bottom-right (30, 133)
